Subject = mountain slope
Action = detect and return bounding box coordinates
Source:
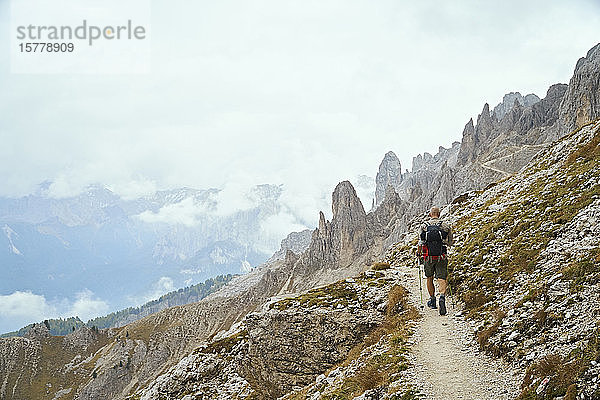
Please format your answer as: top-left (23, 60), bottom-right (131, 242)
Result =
top-left (386, 118), bottom-right (600, 399)
top-left (134, 119), bottom-right (599, 400)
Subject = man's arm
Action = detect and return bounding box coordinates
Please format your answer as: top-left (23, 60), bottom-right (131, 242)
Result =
top-left (417, 223), bottom-right (426, 256)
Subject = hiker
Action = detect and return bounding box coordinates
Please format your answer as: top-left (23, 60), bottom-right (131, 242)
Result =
top-left (417, 206), bottom-right (454, 316)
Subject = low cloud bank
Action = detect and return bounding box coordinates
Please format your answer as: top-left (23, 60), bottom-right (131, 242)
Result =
top-left (0, 289), bottom-right (109, 334)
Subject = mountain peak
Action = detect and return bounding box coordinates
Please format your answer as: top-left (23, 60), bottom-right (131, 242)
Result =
top-left (375, 151), bottom-right (402, 207)
top-left (331, 181), bottom-right (365, 220)
top-left (493, 92), bottom-right (540, 120)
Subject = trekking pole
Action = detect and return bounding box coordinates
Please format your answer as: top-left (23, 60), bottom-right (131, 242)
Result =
top-left (447, 272), bottom-right (454, 311)
top-left (417, 255), bottom-right (424, 310)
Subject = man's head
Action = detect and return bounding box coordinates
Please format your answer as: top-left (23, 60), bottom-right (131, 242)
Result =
top-left (430, 206), bottom-right (441, 218)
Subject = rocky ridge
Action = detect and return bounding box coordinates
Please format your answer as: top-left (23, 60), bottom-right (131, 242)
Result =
top-left (267, 229), bottom-right (313, 264)
top-left (135, 270), bottom-right (396, 399)
top-left (493, 92), bottom-right (541, 121)
top-left (373, 43), bottom-right (600, 240)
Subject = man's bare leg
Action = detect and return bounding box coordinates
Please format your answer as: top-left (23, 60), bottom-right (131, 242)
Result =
top-left (438, 278), bottom-right (448, 315)
top-left (438, 278), bottom-right (447, 295)
top-left (427, 276), bottom-right (435, 297)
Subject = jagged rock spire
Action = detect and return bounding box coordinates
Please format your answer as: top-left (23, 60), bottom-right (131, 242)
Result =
top-left (375, 151), bottom-right (402, 207)
top-left (457, 118), bottom-right (475, 165)
top-left (306, 181), bottom-right (370, 267)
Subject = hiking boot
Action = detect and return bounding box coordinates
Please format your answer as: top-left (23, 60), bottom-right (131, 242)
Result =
top-left (427, 296), bottom-right (437, 309)
top-left (439, 295), bottom-right (447, 316)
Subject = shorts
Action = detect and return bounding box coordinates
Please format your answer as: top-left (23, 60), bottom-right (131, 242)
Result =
top-left (424, 257), bottom-right (448, 280)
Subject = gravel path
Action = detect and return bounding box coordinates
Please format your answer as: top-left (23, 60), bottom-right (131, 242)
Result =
top-left (393, 264), bottom-right (524, 400)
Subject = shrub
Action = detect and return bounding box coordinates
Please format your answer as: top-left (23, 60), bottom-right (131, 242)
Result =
top-left (372, 262), bottom-right (391, 271)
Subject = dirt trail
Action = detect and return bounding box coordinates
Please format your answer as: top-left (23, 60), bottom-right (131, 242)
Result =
top-left (395, 264), bottom-right (523, 399)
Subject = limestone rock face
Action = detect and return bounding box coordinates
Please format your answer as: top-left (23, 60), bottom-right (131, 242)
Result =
top-left (492, 91), bottom-right (540, 120)
top-left (375, 151), bottom-right (402, 206)
top-left (475, 103), bottom-right (495, 145)
top-left (62, 326), bottom-right (98, 351)
top-left (374, 48), bottom-right (590, 230)
top-left (267, 229), bottom-right (312, 263)
top-left (24, 323), bottom-right (50, 341)
top-left (331, 181), bottom-right (369, 264)
top-left (241, 307), bottom-right (380, 398)
top-left (457, 118), bottom-right (476, 166)
top-left (534, 84), bottom-right (568, 127)
top-left (559, 43), bottom-right (600, 131)
top-left (306, 181), bottom-right (370, 268)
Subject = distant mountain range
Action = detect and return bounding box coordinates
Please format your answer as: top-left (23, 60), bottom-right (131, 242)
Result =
top-left (0, 183), bottom-right (315, 332)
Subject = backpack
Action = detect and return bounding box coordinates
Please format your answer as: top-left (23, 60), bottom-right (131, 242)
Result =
top-left (420, 221), bottom-right (448, 257)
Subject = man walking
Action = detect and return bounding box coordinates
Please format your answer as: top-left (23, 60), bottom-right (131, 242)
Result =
top-left (418, 206), bottom-right (454, 316)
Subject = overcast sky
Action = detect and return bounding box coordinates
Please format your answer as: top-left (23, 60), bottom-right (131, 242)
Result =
top-left (1, 0), bottom-right (600, 222)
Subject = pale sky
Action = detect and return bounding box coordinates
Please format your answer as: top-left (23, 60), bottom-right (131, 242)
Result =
top-left (1, 0), bottom-right (599, 223)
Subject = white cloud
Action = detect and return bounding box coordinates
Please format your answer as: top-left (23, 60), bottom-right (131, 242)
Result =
top-left (107, 178), bottom-right (158, 200)
top-left (259, 211), bottom-right (309, 254)
top-left (128, 277), bottom-right (176, 307)
top-left (0, 291), bottom-right (55, 319)
top-left (0, 289), bottom-right (109, 333)
top-left (136, 197), bottom-right (207, 226)
top-left (68, 289), bottom-right (110, 322)
top-left (1, 1), bottom-right (598, 200)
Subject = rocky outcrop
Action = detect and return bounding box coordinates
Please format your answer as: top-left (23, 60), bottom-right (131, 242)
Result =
top-left (305, 181), bottom-right (370, 268)
top-left (457, 118), bottom-right (477, 166)
top-left (267, 229), bottom-right (313, 263)
top-left (62, 326), bottom-right (98, 351)
top-left (559, 43), bottom-right (600, 132)
top-left (23, 323), bottom-right (50, 341)
top-left (375, 151), bottom-right (402, 206)
top-left (241, 306), bottom-right (380, 398)
top-left (492, 91), bottom-right (540, 120)
top-left (137, 270), bottom-right (391, 399)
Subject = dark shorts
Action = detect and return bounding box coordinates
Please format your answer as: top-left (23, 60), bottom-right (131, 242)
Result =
top-left (424, 257), bottom-right (448, 280)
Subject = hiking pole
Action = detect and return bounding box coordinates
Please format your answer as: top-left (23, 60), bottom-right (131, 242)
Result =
top-left (447, 272), bottom-right (454, 311)
top-left (417, 255), bottom-right (424, 310)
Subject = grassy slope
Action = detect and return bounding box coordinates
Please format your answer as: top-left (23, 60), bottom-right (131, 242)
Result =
top-left (2, 333), bottom-right (111, 400)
